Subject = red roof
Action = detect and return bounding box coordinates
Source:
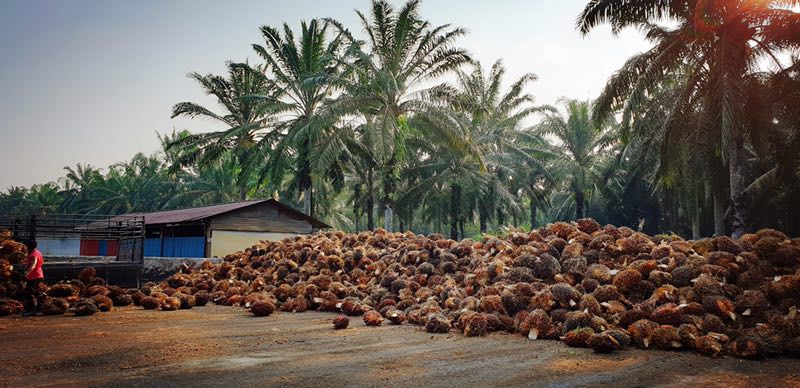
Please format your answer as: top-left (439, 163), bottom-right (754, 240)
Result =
top-left (85, 199), bottom-right (330, 229)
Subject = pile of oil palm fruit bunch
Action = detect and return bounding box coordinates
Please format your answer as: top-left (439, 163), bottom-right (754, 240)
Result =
top-left (0, 230), bottom-right (139, 316)
top-left (0, 230), bottom-right (28, 315)
top-left (139, 219), bottom-right (800, 359)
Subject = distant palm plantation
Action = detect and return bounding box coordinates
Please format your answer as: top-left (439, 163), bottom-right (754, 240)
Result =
top-left (2, 0), bottom-right (799, 239)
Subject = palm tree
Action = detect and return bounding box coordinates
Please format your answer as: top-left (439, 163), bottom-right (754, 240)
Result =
top-left (23, 183), bottom-right (63, 215)
top-left (579, 0), bottom-right (800, 237)
top-left (513, 132), bottom-right (557, 230)
top-left (607, 72), bottom-right (722, 236)
top-left (537, 99), bottom-right (617, 220)
top-left (252, 19), bottom-right (345, 217)
top-left (398, 60), bottom-right (546, 238)
top-left (60, 163), bottom-right (103, 213)
top-left (325, 0), bottom-right (472, 231)
top-left (89, 153), bottom-right (171, 214)
top-left (399, 114), bottom-right (484, 239)
top-left (166, 154), bottom-right (242, 207)
top-left (169, 62), bottom-right (281, 200)
top-left (447, 59), bottom-right (548, 233)
top-left (0, 187), bottom-right (29, 215)
top-left (745, 63), bottom-right (800, 235)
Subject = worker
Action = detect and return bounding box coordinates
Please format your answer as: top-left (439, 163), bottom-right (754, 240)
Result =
top-left (22, 239), bottom-right (45, 317)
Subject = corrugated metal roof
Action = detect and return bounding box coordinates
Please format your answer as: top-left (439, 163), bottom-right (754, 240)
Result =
top-left (141, 200), bottom-right (267, 225)
top-left (83, 199), bottom-right (330, 230)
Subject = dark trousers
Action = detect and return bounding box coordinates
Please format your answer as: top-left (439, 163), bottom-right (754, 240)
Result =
top-left (24, 278), bottom-right (45, 311)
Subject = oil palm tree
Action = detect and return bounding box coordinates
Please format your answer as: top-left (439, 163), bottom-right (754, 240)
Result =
top-left (447, 59), bottom-right (549, 233)
top-left (325, 0), bottom-right (472, 231)
top-left (0, 187), bottom-right (29, 215)
top-left (399, 60), bottom-right (546, 238)
top-left (252, 19), bottom-right (345, 217)
top-left (537, 99), bottom-right (617, 220)
top-left (23, 183), bottom-right (63, 215)
top-left (745, 62), bottom-right (800, 235)
top-left (89, 153), bottom-right (171, 214)
top-left (166, 154), bottom-right (243, 208)
top-left (169, 62), bottom-right (282, 200)
top-left (579, 0), bottom-right (800, 237)
top-left (60, 163), bottom-right (103, 213)
top-left (399, 114), bottom-right (484, 239)
top-left (512, 132), bottom-right (557, 230)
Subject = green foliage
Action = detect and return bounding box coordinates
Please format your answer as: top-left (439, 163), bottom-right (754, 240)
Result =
top-left (3, 0), bottom-right (800, 238)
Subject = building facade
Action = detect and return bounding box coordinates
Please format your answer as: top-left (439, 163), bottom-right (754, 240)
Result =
top-left (81, 199), bottom-right (329, 258)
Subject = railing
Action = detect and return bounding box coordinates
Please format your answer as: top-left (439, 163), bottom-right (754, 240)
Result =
top-left (0, 213), bottom-right (145, 263)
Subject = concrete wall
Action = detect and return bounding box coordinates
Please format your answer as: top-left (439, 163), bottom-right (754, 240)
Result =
top-left (38, 239), bottom-right (80, 256)
top-left (209, 230), bottom-right (296, 258)
top-left (142, 257), bottom-right (221, 282)
top-left (43, 255), bottom-right (221, 283)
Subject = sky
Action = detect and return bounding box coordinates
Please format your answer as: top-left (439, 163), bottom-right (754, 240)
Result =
top-left (0, 0), bottom-right (652, 190)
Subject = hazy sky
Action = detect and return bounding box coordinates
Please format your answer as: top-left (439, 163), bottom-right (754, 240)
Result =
top-left (0, 0), bottom-right (652, 189)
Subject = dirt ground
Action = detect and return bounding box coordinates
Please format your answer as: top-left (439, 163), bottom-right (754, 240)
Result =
top-left (1, 306), bottom-right (799, 388)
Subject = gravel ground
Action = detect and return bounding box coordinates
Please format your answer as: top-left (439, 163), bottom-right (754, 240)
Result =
top-left (1, 305), bottom-right (799, 387)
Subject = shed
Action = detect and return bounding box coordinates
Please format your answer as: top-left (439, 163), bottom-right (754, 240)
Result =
top-left (81, 199), bottom-right (329, 258)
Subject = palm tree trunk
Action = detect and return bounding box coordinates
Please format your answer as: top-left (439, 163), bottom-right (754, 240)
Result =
top-left (713, 192), bottom-right (725, 237)
top-left (728, 136), bottom-right (748, 238)
top-left (382, 157), bottom-right (397, 232)
top-left (239, 186), bottom-right (247, 201)
top-left (575, 190), bottom-right (585, 219)
top-left (450, 183), bottom-right (461, 240)
top-left (366, 169), bottom-right (375, 230)
top-left (529, 193), bottom-right (537, 230)
top-left (789, 187), bottom-right (800, 237)
top-left (479, 203), bottom-right (488, 234)
top-left (303, 189), bottom-right (312, 216)
top-left (384, 206), bottom-right (393, 231)
top-left (691, 209), bottom-right (701, 240)
top-left (353, 185), bottom-right (361, 233)
top-left (299, 137), bottom-right (314, 217)
top-left (459, 218), bottom-right (465, 241)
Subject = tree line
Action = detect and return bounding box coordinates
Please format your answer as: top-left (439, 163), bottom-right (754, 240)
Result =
top-left (2, 0), bottom-right (799, 239)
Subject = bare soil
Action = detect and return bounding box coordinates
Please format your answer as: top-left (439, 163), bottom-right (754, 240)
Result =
top-left (1, 306), bottom-right (799, 387)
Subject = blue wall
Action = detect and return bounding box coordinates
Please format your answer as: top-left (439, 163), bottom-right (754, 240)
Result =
top-left (144, 238), bottom-right (162, 256)
top-left (143, 237), bottom-right (205, 258)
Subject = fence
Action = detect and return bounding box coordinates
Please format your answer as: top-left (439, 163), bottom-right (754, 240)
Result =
top-left (0, 213), bottom-right (145, 263)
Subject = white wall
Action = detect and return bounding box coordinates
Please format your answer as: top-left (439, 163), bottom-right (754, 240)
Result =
top-left (209, 230), bottom-right (297, 258)
top-left (38, 239), bottom-right (80, 256)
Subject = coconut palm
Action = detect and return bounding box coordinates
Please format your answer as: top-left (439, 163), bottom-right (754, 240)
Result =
top-left (579, 0), bottom-right (800, 237)
top-left (325, 0), bottom-right (472, 231)
top-left (252, 19), bottom-right (345, 217)
top-left (169, 62), bottom-right (282, 200)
